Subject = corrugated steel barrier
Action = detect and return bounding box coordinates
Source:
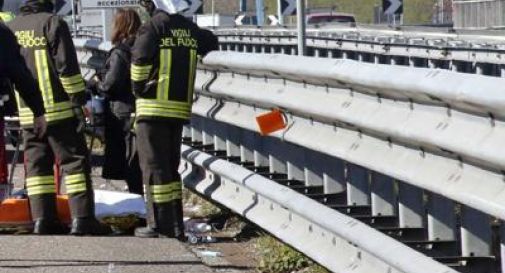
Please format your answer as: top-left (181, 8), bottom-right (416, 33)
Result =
top-left (75, 38), bottom-right (505, 273)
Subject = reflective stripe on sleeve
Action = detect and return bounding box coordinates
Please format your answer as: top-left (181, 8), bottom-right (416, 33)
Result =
top-left (131, 64), bottom-right (152, 82)
top-left (60, 74), bottom-right (85, 94)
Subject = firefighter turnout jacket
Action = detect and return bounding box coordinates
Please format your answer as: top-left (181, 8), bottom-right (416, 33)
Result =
top-left (131, 11), bottom-right (218, 123)
top-left (0, 22), bottom-right (45, 117)
top-left (8, 12), bottom-right (86, 127)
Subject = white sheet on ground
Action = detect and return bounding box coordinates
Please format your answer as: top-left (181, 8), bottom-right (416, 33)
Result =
top-left (94, 190), bottom-right (146, 218)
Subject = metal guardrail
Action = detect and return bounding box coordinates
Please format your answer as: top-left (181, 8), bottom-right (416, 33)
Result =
top-left (214, 27), bottom-right (505, 77)
top-left (75, 38), bottom-right (505, 273)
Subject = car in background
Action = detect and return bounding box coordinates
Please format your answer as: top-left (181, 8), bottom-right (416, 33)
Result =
top-left (306, 12), bottom-right (356, 26)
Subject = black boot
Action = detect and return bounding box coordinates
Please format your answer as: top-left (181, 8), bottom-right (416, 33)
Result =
top-left (33, 218), bottom-right (69, 235)
top-left (156, 202), bottom-right (185, 240)
top-left (70, 217), bottom-right (112, 236)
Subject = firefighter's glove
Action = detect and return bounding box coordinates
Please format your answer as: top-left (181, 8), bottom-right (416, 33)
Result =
top-left (73, 107), bottom-right (86, 134)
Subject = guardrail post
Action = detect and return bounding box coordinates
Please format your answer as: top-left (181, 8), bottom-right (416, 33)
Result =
top-left (225, 125), bottom-right (241, 158)
top-left (290, 46), bottom-right (297, 55)
top-left (501, 65), bottom-right (505, 77)
top-left (286, 143), bottom-right (305, 181)
top-left (398, 183), bottom-right (424, 228)
top-left (322, 157), bottom-right (345, 194)
top-left (328, 50), bottom-right (334, 59)
top-left (253, 135), bottom-right (268, 168)
top-left (183, 125), bottom-right (192, 140)
top-left (190, 118), bottom-right (203, 143)
top-left (240, 129), bottom-right (256, 164)
top-left (347, 164), bottom-right (370, 206)
top-left (427, 193), bottom-right (456, 241)
top-left (201, 119), bottom-right (215, 148)
top-left (475, 63), bottom-right (484, 75)
top-left (390, 56), bottom-right (397, 65)
top-left (428, 60), bottom-right (437, 69)
top-left (501, 224), bottom-right (505, 273)
top-left (303, 150), bottom-right (325, 187)
top-left (461, 206), bottom-right (492, 257)
top-left (370, 172), bottom-right (395, 216)
top-left (213, 122), bottom-right (227, 152)
top-left (451, 61), bottom-right (459, 72)
top-left (409, 57), bottom-right (415, 67)
top-left (266, 137), bottom-right (287, 174)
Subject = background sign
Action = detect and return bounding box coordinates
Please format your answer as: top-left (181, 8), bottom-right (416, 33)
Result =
top-left (383, 0), bottom-right (403, 15)
top-left (80, 10), bottom-right (104, 27)
top-left (183, 0), bottom-right (203, 16)
top-left (280, 0), bottom-right (296, 15)
top-left (81, 0), bottom-right (140, 9)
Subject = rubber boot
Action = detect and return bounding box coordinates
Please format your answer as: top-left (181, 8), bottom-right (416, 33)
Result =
top-left (33, 218), bottom-right (69, 235)
top-left (156, 201), bottom-right (185, 241)
top-left (30, 194), bottom-right (67, 235)
top-left (70, 217), bottom-right (112, 236)
top-left (134, 201), bottom-right (185, 241)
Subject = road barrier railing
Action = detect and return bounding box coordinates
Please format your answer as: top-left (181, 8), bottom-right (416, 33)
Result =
top-left (75, 39), bottom-right (505, 273)
top-left (214, 27), bottom-right (505, 77)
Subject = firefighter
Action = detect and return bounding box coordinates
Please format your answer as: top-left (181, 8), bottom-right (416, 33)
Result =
top-left (0, 22), bottom-right (46, 146)
top-left (132, 0), bottom-right (218, 239)
top-left (8, 0), bottom-right (111, 235)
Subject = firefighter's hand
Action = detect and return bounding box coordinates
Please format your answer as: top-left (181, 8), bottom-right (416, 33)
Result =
top-left (72, 107), bottom-right (86, 133)
top-left (33, 115), bottom-right (47, 138)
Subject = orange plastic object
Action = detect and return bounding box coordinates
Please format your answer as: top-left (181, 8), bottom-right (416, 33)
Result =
top-left (0, 195), bottom-right (71, 226)
top-left (256, 109), bottom-right (287, 136)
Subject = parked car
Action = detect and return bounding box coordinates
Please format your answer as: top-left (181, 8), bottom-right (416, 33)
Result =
top-left (306, 12), bottom-right (356, 25)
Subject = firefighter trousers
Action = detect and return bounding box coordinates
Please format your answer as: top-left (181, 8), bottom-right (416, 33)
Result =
top-left (23, 118), bottom-right (94, 221)
top-left (136, 120), bottom-right (184, 238)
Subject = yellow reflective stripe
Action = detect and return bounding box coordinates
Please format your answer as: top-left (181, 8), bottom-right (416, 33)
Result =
top-left (131, 64), bottom-right (152, 73)
top-left (131, 64), bottom-right (152, 82)
top-left (60, 74), bottom-right (85, 94)
top-left (66, 183), bottom-right (87, 194)
top-left (18, 108), bottom-right (74, 126)
top-left (63, 83), bottom-right (85, 94)
top-left (35, 49), bottom-right (54, 104)
top-left (152, 191), bottom-right (182, 203)
top-left (27, 185), bottom-right (56, 196)
top-left (0, 12), bottom-right (15, 22)
top-left (65, 173), bottom-right (86, 184)
top-left (151, 182), bottom-right (181, 194)
top-left (136, 99), bottom-right (191, 119)
top-left (60, 75), bottom-right (82, 85)
top-left (157, 49), bottom-right (172, 100)
top-left (26, 175), bottom-right (54, 187)
top-left (20, 101), bottom-right (72, 114)
top-left (137, 110), bottom-right (191, 119)
top-left (187, 49), bottom-right (197, 103)
top-left (136, 99), bottom-right (190, 108)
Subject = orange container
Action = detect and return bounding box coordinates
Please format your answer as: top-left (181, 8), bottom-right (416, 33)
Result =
top-left (256, 109), bottom-right (287, 136)
top-left (0, 195), bottom-right (71, 226)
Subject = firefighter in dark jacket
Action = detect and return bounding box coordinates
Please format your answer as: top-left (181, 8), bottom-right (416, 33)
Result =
top-left (133, 0), bottom-right (218, 239)
top-left (89, 9), bottom-right (143, 195)
top-left (8, 0), bottom-right (111, 235)
top-left (0, 22), bottom-right (46, 143)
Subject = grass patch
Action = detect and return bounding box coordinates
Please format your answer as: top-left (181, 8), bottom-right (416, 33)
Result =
top-left (183, 188), bottom-right (222, 218)
top-left (255, 233), bottom-right (329, 273)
